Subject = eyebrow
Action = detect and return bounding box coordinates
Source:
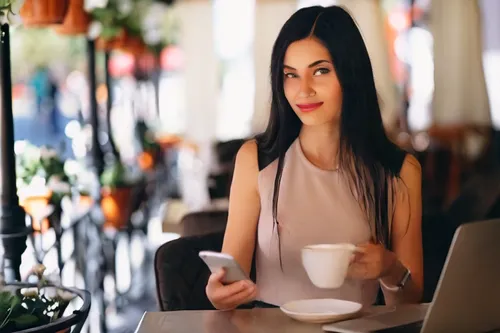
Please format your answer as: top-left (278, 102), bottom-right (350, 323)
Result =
top-left (283, 60), bottom-right (331, 70)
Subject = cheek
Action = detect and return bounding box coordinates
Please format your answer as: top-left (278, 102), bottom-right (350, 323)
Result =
top-left (284, 79), bottom-right (299, 104)
top-left (320, 82), bottom-right (342, 107)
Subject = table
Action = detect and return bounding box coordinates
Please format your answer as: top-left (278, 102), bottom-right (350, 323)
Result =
top-left (133, 307), bottom-right (423, 333)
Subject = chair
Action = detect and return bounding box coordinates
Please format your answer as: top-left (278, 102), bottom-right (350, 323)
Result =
top-left (420, 166), bottom-right (500, 302)
top-left (421, 212), bottom-right (455, 302)
top-left (181, 210), bottom-right (228, 237)
top-left (154, 231), bottom-right (224, 311)
top-left (154, 231), bottom-right (257, 311)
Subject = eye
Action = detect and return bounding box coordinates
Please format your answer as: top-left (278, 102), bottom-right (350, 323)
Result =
top-left (284, 72), bottom-right (297, 79)
top-left (314, 68), bottom-right (331, 76)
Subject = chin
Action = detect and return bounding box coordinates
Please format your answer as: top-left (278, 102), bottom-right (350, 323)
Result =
top-left (297, 114), bottom-right (337, 127)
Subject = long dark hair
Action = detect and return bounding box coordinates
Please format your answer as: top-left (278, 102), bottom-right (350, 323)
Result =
top-left (255, 6), bottom-right (407, 264)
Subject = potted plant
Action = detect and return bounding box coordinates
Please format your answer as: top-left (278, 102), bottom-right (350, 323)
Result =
top-left (87, 0), bottom-right (133, 51)
top-left (55, 0), bottom-right (90, 35)
top-left (63, 160), bottom-right (97, 209)
top-left (0, 264), bottom-right (90, 333)
top-left (135, 120), bottom-right (161, 171)
top-left (20, 0), bottom-right (69, 27)
top-left (0, 0), bottom-right (25, 25)
top-left (87, 0), bottom-right (150, 55)
top-left (16, 144), bottom-right (71, 233)
top-left (100, 161), bottom-right (134, 229)
top-left (88, 3), bottom-right (128, 51)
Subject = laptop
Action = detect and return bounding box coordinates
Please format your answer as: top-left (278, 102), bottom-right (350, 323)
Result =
top-left (323, 218), bottom-right (500, 333)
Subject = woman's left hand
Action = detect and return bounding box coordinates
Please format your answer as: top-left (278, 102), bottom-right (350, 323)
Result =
top-left (347, 242), bottom-right (398, 280)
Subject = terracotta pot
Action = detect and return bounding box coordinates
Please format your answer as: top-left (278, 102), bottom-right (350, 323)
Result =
top-left (138, 151), bottom-right (155, 171)
top-left (79, 194), bottom-right (93, 208)
top-left (20, 0), bottom-right (70, 27)
top-left (96, 29), bottom-right (128, 51)
top-left (21, 194), bottom-right (52, 233)
top-left (100, 187), bottom-right (133, 229)
top-left (121, 36), bottom-right (147, 56)
top-left (55, 0), bottom-right (90, 35)
top-left (137, 51), bottom-right (156, 72)
top-left (156, 134), bottom-right (182, 150)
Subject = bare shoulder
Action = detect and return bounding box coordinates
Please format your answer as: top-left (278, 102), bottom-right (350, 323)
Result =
top-left (400, 154), bottom-right (421, 181)
top-left (393, 154), bottom-right (421, 200)
top-left (235, 139), bottom-right (259, 171)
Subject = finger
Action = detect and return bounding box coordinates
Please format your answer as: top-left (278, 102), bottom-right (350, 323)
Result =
top-left (222, 283), bottom-right (256, 307)
top-left (349, 253), bottom-right (356, 264)
top-left (213, 280), bottom-right (252, 301)
top-left (208, 269), bottom-right (225, 285)
top-left (355, 242), bottom-right (374, 251)
top-left (347, 263), bottom-right (367, 280)
top-left (239, 285), bottom-right (258, 305)
top-left (352, 251), bottom-right (366, 263)
top-left (245, 285), bottom-right (258, 302)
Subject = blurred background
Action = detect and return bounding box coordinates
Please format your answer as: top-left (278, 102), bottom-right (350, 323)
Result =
top-left (1, 0), bottom-right (500, 332)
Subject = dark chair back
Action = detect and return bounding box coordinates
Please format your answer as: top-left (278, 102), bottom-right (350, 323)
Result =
top-left (181, 210), bottom-right (228, 237)
top-left (154, 231), bottom-right (257, 311)
top-left (154, 231), bottom-right (224, 311)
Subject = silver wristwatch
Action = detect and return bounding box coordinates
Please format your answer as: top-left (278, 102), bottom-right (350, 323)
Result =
top-left (380, 267), bottom-right (411, 292)
top-left (398, 268), bottom-right (412, 289)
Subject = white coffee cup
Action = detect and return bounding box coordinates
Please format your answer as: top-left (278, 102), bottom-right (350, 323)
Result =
top-left (302, 243), bottom-right (358, 289)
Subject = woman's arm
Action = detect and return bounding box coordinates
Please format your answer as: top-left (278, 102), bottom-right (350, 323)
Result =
top-left (381, 154), bottom-right (424, 305)
top-left (205, 140), bottom-right (261, 310)
top-left (221, 140), bottom-right (261, 276)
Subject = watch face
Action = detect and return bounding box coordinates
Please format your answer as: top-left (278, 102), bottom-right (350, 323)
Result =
top-left (400, 269), bottom-right (411, 287)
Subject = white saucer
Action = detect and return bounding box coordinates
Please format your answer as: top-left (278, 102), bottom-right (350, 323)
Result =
top-left (280, 299), bottom-right (363, 324)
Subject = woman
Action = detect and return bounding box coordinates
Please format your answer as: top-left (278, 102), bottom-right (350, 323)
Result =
top-left (206, 5), bottom-right (423, 310)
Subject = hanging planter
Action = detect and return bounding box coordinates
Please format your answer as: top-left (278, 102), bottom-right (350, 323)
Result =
top-left (16, 144), bottom-right (71, 234)
top-left (99, 162), bottom-right (133, 229)
top-left (20, 0), bottom-right (70, 27)
top-left (121, 35), bottom-right (147, 56)
top-left (95, 28), bottom-right (128, 51)
top-left (101, 186), bottom-right (132, 229)
top-left (135, 120), bottom-right (161, 171)
top-left (0, 0), bottom-right (25, 25)
top-left (20, 191), bottom-right (52, 233)
top-left (55, 0), bottom-right (90, 35)
top-left (78, 193), bottom-right (93, 208)
top-left (156, 134), bottom-right (182, 150)
top-left (138, 151), bottom-right (155, 171)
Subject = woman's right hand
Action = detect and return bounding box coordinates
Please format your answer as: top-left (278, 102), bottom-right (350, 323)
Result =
top-left (206, 269), bottom-right (257, 310)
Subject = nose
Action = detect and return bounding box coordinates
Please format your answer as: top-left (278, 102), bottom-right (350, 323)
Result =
top-left (297, 76), bottom-right (316, 98)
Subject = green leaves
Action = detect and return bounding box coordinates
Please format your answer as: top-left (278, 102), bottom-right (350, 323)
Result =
top-left (100, 161), bottom-right (130, 188)
top-left (136, 120), bottom-right (160, 152)
top-left (0, 287), bottom-right (71, 331)
top-left (0, 0), bottom-right (14, 12)
top-left (11, 314), bottom-right (39, 326)
top-left (0, 290), bottom-right (41, 330)
top-left (16, 144), bottom-right (64, 184)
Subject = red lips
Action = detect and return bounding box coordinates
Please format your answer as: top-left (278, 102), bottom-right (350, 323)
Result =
top-left (296, 102), bottom-right (324, 112)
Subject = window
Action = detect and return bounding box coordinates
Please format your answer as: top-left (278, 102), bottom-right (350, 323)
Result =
top-left (213, 0), bottom-right (255, 141)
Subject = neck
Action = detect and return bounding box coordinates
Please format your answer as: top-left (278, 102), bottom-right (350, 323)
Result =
top-left (299, 122), bottom-right (340, 170)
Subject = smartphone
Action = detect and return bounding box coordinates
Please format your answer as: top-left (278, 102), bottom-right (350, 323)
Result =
top-left (199, 251), bottom-right (250, 284)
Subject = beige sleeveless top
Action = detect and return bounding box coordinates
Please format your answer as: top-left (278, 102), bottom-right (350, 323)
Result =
top-left (255, 139), bottom-right (380, 306)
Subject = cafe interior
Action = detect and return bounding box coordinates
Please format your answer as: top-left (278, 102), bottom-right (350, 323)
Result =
top-left (0, 0), bottom-right (500, 332)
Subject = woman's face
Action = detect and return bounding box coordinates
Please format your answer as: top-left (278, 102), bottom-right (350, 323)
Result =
top-left (283, 37), bottom-right (342, 127)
